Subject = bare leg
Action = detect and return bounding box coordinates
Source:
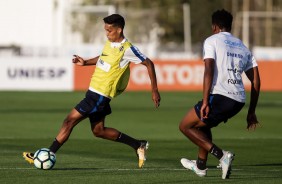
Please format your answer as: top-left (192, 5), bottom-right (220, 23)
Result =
top-left (198, 127), bottom-right (212, 160)
top-left (91, 117), bottom-right (120, 140)
top-left (55, 108), bottom-right (85, 144)
top-left (91, 118), bottom-right (141, 150)
top-left (179, 108), bottom-right (213, 152)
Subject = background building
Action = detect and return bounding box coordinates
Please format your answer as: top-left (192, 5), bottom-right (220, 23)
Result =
top-left (1, 0), bottom-right (282, 59)
top-left (1, 0), bottom-right (282, 91)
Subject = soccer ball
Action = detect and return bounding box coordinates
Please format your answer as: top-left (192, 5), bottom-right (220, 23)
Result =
top-left (34, 148), bottom-right (56, 170)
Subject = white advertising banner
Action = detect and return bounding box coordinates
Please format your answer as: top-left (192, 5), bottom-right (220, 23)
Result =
top-left (0, 57), bottom-right (73, 91)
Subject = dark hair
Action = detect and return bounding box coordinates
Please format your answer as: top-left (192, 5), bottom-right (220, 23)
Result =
top-left (212, 9), bottom-right (233, 31)
top-left (103, 14), bottom-right (125, 29)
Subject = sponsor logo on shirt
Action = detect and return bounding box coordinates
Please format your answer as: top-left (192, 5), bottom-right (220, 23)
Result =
top-left (224, 40), bottom-right (244, 48)
top-left (227, 78), bottom-right (242, 84)
top-left (97, 59), bottom-right (111, 72)
top-left (228, 63), bottom-right (243, 78)
top-left (227, 52), bottom-right (243, 59)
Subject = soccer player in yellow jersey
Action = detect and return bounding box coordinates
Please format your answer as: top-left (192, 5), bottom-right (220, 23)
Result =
top-left (23, 14), bottom-right (161, 168)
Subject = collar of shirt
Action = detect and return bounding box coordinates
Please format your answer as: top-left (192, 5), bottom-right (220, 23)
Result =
top-left (110, 38), bottom-right (127, 48)
top-left (219, 32), bottom-right (232, 36)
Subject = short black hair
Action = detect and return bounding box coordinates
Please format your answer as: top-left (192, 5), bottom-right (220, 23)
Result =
top-left (212, 9), bottom-right (233, 31)
top-left (103, 14), bottom-right (125, 29)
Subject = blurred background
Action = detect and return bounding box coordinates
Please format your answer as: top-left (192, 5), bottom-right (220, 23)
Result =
top-left (1, 0), bottom-right (282, 91)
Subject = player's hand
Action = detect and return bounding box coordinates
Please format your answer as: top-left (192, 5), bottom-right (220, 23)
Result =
top-left (200, 103), bottom-right (210, 121)
top-left (152, 90), bottom-right (161, 108)
top-left (72, 55), bottom-right (85, 66)
top-left (246, 112), bottom-right (260, 131)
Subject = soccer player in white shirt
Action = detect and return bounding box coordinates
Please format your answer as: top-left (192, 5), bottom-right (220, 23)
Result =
top-left (179, 9), bottom-right (260, 179)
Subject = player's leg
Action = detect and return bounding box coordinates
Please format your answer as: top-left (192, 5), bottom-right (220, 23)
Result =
top-left (23, 108), bottom-right (85, 164)
top-left (196, 127), bottom-right (212, 170)
top-left (90, 118), bottom-right (148, 168)
top-left (179, 108), bottom-right (213, 151)
top-left (205, 95), bottom-right (244, 179)
top-left (50, 108), bottom-right (86, 152)
top-left (180, 99), bottom-right (229, 161)
top-left (91, 117), bottom-right (120, 140)
top-left (179, 108), bottom-right (210, 176)
top-left (180, 95), bottom-right (244, 179)
top-left (179, 108), bottom-right (226, 177)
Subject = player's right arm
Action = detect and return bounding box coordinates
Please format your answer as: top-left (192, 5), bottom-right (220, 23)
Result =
top-left (245, 66), bottom-right (261, 131)
top-left (72, 55), bottom-right (99, 66)
top-left (201, 37), bottom-right (215, 120)
top-left (201, 58), bottom-right (214, 120)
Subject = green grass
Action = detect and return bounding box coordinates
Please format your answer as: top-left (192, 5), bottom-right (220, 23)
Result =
top-left (0, 91), bottom-right (281, 184)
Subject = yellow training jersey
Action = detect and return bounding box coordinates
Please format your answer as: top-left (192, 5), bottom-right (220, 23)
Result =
top-left (89, 40), bottom-right (132, 98)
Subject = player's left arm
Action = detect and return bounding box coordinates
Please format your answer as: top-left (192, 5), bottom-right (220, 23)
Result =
top-left (141, 58), bottom-right (161, 108)
top-left (245, 66), bottom-right (261, 131)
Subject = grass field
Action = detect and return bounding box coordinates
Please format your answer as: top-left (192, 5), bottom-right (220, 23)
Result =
top-left (0, 91), bottom-right (281, 184)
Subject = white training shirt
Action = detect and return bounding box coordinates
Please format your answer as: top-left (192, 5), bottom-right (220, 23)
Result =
top-left (203, 32), bottom-right (258, 103)
top-left (111, 38), bottom-right (147, 68)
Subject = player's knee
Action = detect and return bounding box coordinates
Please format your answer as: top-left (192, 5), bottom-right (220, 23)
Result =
top-left (179, 122), bottom-right (187, 133)
top-left (62, 117), bottom-right (77, 130)
top-left (92, 127), bottom-right (105, 138)
top-left (179, 120), bottom-right (195, 134)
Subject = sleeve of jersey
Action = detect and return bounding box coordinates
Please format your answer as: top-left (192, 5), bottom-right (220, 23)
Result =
top-left (123, 45), bottom-right (147, 64)
top-left (203, 38), bottom-right (216, 60)
top-left (244, 54), bottom-right (258, 72)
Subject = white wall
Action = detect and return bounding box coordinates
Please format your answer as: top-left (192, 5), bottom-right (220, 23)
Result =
top-left (0, 0), bottom-right (63, 46)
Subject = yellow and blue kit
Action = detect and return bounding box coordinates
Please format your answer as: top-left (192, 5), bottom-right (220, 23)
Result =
top-left (89, 39), bottom-right (146, 98)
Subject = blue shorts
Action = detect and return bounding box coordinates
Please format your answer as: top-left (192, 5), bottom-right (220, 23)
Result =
top-left (194, 94), bottom-right (245, 128)
top-left (75, 90), bottom-right (111, 123)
